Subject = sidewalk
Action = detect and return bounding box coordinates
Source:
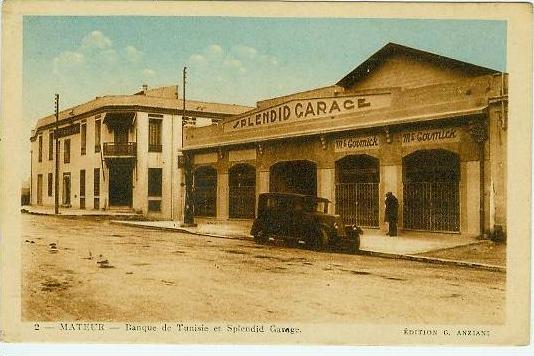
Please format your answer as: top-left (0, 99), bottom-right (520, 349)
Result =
top-left (110, 220), bottom-right (252, 239)
top-left (110, 220), bottom-right (504, 272)
top-left (21, 205), bottom-right (142, 218)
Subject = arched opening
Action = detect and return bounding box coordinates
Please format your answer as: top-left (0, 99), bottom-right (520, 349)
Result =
top-left (229, 164), bottom-right (256, 219)
top-left (193, 166), bottom-right (217, 217)
top-left (335, 154), bottom-right (380, 227)
top-left (269, 160), bottom-right (317, 196)
top-left (403, 149), bottom-right (460, 232)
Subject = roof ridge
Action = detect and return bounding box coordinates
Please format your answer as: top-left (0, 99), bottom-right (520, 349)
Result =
top-left (336, 42), bottom-right (501, 88)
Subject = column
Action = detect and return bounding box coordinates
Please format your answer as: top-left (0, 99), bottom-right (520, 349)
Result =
top-left (380, 164), bottom-right (400, 231)
top-left (465, 161), bottom-right (481, 236)
top-left (317, 168), bottom-right (335, 207)
top-left (258, 170), bottom-right (269, 194)
top-left (217, 172), bottom-right (229, 220)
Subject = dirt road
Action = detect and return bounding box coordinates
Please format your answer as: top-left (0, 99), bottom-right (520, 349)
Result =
top-left (22, 214), bottom-right (505, 324)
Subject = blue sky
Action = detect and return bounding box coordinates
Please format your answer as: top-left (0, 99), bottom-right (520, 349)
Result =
top-left (23, 16), bottom-right (506, 131)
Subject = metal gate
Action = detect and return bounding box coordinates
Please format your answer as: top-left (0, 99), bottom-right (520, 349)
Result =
top-left (193, 186), bottom-right (217, 217)
top-left (403, 182), bottom-right (460, 232)
top-left (229, 164), bottom-right (256, 219)
top-left (193, 166), bottom-right (217, 217)
top-left (336, 182), bottom-right (379, 227)
top-left (229, 186), bottom-right (256, 219)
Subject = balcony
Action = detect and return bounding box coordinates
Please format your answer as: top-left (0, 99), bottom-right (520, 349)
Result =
top-left (103, 142), bottom-right (137, 159)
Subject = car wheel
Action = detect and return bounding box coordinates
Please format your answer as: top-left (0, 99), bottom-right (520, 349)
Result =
top-left (286, 238), bottom-right (298, 248)
top-left (254, 229), bottom-right (268, 244)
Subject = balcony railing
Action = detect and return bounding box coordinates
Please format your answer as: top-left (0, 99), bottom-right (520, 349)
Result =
top-left (103, 142), bottom-right (137, 158)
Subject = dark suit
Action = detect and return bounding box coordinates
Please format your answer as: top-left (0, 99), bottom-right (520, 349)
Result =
top-left (385, 194), bottom-right (399, 236)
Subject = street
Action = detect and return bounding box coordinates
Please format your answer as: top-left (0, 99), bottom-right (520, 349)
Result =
top-left (22, 214), bottom-right (505, 324)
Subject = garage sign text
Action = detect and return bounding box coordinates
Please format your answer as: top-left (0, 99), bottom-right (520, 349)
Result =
top-left (402, 128), bottom-right (460, 146)
top-left (224, 94), bottom-right (391, 132)
top-left (335, 135), bottom-right (380, 152)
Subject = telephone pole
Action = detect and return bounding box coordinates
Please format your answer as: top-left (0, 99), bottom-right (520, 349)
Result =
top-left (181, 67), bottom-right (196, 226)
top-left (54, 94), bottom-right (60, 215)
top-left (183, 66), bottom-right (186, 142)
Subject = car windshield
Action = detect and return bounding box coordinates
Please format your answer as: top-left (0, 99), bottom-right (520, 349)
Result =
top-left (260, 195), bottom-right (330, 214)
top-left (303, 199), bottom-right (329, 214)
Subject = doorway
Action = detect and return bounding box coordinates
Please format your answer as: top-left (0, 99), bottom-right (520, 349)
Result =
top-left (403, 149), bottom-right (460, 232)
top-left (193, 166), bottom-right (217, 217)
top-left (109, 163), bottom-right (133, 207)
top-left (269, 160), bottom-right (317, 196)
top-left (229, 164), bottom-right (256, 219)
top-left (335, 154), bottom-right (380, 227)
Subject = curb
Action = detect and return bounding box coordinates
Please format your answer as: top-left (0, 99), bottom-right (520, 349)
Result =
top-left (358, 250), bottom-right (506, 273)
top-left (110, 220), bottom-right (253, 242)
top-left (22, 209), bottom-right (143, 219)
top-left (111, 220), bottom-right (506, 273)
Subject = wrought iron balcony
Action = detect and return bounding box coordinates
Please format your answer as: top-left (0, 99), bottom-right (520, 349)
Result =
top-left (103, 142), bottom-right (137, 158)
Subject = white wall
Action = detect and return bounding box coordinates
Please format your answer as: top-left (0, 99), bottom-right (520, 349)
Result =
top-left (30, 111), bottom-right (209, 220)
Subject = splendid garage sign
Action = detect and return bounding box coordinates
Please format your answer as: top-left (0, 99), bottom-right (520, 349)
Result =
top-left (224, 94), bottom-right (391, 132)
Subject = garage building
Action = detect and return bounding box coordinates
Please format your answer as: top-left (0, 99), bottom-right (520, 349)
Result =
top-left (182, 43), bottom-right (508, 237)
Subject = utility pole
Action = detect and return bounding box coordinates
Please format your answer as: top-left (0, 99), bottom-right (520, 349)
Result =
top-left (181, 67), bottom-right (196, 227)
top-left (183, 66), bottom-right (186, 140)
top-left (54, 94), bottom-right (60, 215)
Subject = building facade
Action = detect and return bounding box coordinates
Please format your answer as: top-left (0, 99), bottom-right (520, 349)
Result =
top-left (29, 85), bottom-right (252, 220)
top-left (182, 43), bottom-right (508, 238)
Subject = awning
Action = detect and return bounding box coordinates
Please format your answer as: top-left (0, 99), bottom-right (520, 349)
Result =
top-left (103, 112), bottom-right (135, 127)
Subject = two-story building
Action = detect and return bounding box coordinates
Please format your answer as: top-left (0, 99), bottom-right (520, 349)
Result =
top-left (182, 43), bottom-right (508, 238)
top-left (29, 85), bottom-right (252, 220)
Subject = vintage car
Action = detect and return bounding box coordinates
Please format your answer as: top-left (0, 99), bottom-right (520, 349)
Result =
top-left (250, 192), bottom-right (361, 253)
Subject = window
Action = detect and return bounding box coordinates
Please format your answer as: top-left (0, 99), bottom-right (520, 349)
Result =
top-left (93, 168), bottom-right (100, 196)
top-left (48, 132), bottom-right (54, 160)
top-left (37, 174), bottom-right (43, 204)
top-left (80, 169), bottom-right (86, 209)
top-left (95, 119), bottom-right (101, 152)
top-left (148, 168), bottom-right (162, 212)
top-left (38, 136), bottom-right (42, 162)
top-left (148, 119), bottom-right (162, 152)
top-left (62, 172), bottom-right (71, 206)
top-left (93, 168), bottom-right (100, 210)
top-left (64, 139), bottom-right (70, 163)
top-left (80, 169), bottom-right (86, 196)
top-left (47, 173), bottom-right (53, 197)
top-left (81, 123), bottom-right (87, 155)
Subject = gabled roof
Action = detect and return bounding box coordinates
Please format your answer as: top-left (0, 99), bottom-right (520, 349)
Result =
top-left (336, 42), bottom-right (500, 88)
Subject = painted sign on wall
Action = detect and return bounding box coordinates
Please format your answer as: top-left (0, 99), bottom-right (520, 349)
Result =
top-left (334, 135), bottom-right (380, 152)
top-left (224, 94), bottom-right (391, 132)
top-left (54, 123), bottom-right (80, 139)
top-left (401, 128), bottom-right (460, 146)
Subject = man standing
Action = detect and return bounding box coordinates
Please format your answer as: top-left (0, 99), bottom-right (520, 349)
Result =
top-left (385, 192), bottom-right (399, 236)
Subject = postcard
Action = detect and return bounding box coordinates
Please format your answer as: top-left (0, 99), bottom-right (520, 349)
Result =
top-left (1, 0), bottom-right (531, 346)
